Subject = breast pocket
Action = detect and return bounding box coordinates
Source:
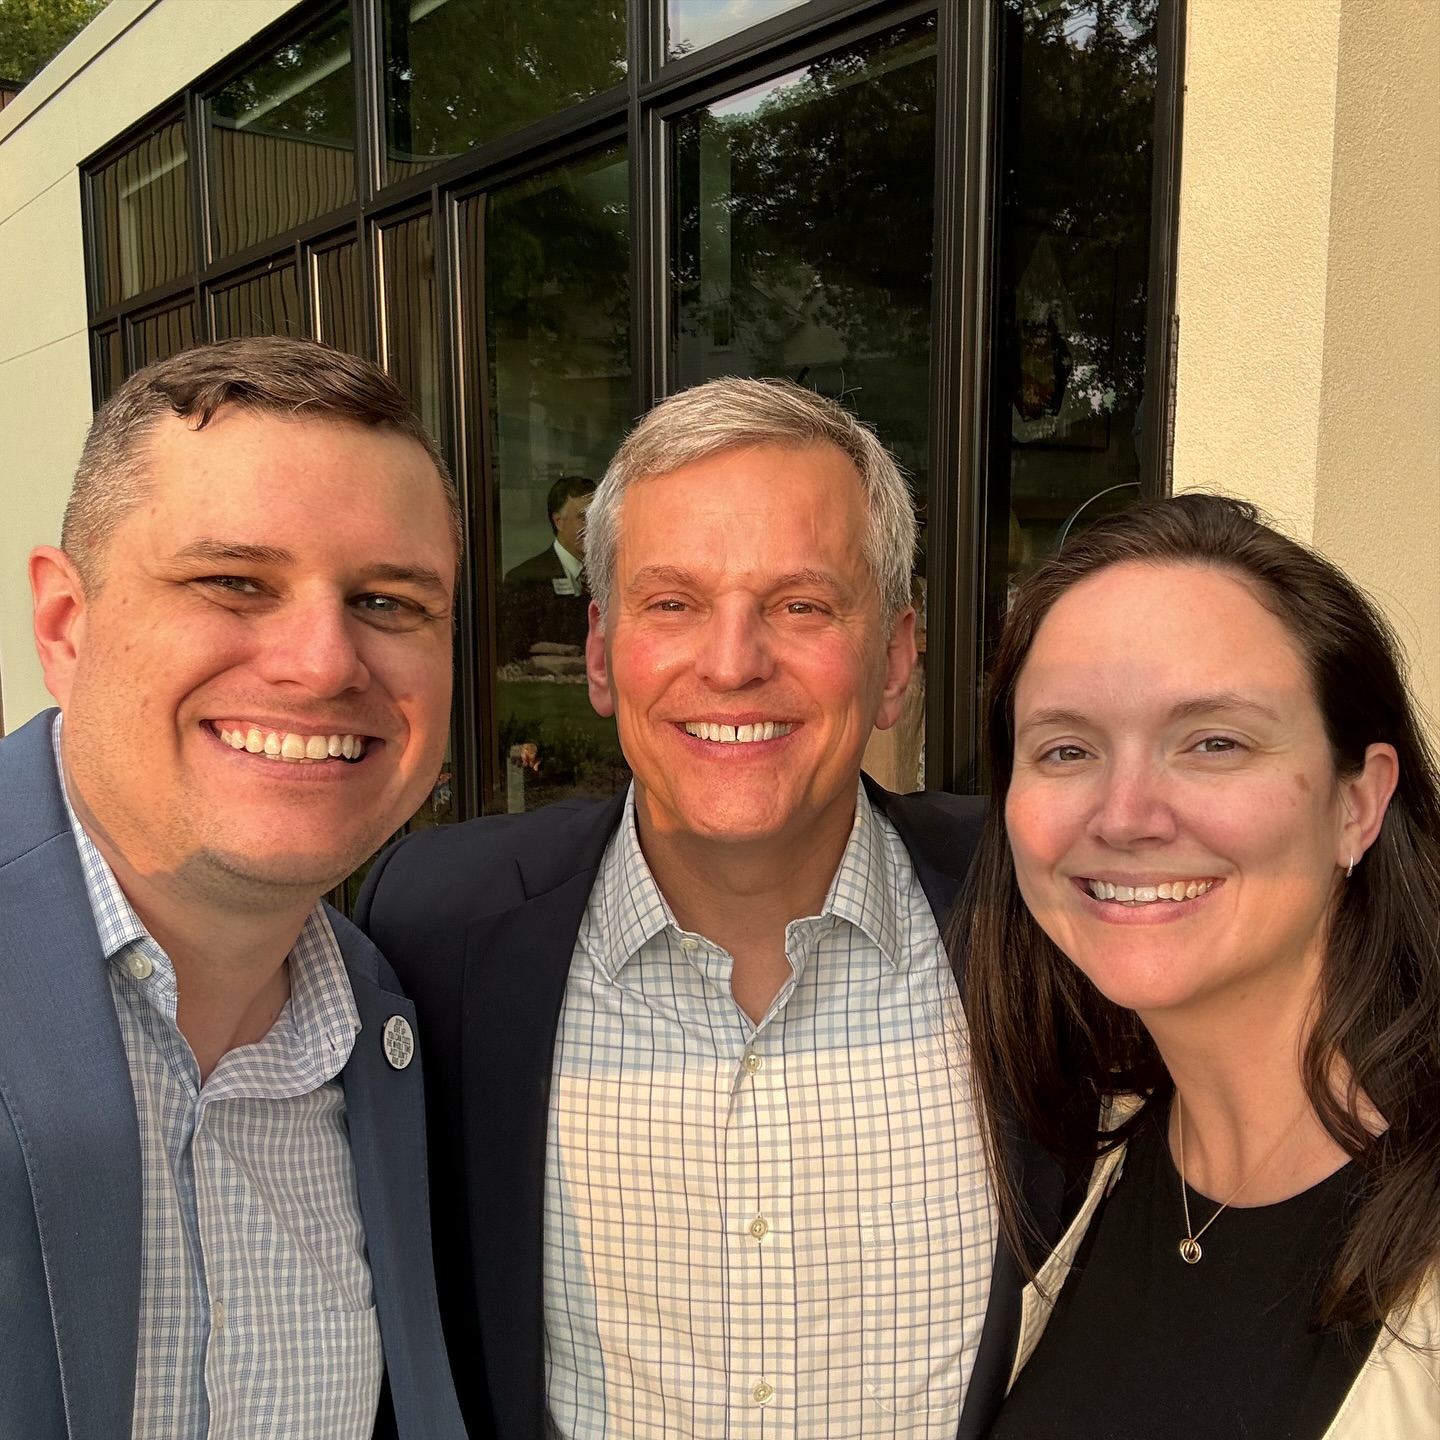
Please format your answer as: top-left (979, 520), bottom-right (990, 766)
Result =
top-left (860, 1190), bottom-right (978, 1415)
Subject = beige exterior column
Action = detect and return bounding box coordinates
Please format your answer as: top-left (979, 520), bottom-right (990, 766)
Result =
top-left (1173, 0), bottom-right (1440, 734)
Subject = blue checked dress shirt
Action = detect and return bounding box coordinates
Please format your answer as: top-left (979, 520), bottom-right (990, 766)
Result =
top-left (544, 782), bottom-right (997, 1438)
top-left (51, 719), bottom-right (383, 1439)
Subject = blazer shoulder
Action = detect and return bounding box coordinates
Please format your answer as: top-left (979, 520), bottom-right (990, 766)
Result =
top-left (355, 792), bottom-right (625, 937)
top-left (503, 547), bottom-right (564, 583)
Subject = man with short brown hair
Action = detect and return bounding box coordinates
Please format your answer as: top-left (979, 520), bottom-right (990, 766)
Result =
top-left (0, 337), bottom-right (466, 1440)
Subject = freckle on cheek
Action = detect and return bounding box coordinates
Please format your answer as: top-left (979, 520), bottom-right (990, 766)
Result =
top-left (1295, 773), bottom-right (1310, 792)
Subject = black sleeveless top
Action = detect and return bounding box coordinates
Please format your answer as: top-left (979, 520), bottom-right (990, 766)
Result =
top-left (986, 1114), bottom-right (1378, 1440)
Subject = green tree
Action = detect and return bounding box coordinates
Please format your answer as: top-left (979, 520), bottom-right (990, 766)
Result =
top-left (0, 0), bottom-right (108, 85)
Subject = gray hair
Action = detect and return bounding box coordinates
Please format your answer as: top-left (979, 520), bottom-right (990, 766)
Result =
top-left (64, 337), bottom-right (460, 588)
top-left (585, 377), bottom-right (918, 624)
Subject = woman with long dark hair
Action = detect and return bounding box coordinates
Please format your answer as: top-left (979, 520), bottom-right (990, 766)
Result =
top-left (962, 495), bottom-right (1439, 1438)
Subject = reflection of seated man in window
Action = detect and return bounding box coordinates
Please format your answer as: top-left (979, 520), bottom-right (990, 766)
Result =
top-left (498, 475), bottom-right (597, 665)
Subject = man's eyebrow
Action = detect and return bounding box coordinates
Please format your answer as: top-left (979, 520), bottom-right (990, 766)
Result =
top-left (170, 543), bottom-right (450, 597)
top-left (1017, 692), bottom-right (1284, 734)
top-left (624, 565), bottom-right (848, 594)
top-left (171, 540), bottom-right (293, 566)
top-left (361, 562), bottom-right (451, 597)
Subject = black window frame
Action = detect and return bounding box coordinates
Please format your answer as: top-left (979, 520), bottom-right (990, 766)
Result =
top-left (80, 0), bottom-right (1187, 810)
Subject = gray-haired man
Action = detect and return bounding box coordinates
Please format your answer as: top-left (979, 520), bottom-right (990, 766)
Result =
top-left (359, 379), bottom-right (1062, 1439)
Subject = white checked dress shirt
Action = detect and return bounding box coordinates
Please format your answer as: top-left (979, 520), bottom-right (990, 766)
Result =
top-left (544, 783), bottom-right (996, 1438)
top-left (53, 721), bottom-right (383, 1439)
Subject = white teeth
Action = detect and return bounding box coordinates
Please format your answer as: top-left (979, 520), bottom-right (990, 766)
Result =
top-left (683, 721), bottom-right (793, 745)
top-left (1088, 878), bottom-right (1215, 905)
top-left (221, 725), bottom-right (365, 764)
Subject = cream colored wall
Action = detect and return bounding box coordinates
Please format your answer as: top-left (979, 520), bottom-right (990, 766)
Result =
top-left (1173, 0), bottom-right (1440, 735)
top-left (0, 0), bottom-right (302, 733)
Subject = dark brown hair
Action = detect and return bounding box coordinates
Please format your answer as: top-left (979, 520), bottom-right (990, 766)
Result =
top-left (952, 493), bottom-right (1440, 1327)
top-left (62, 336), bottom-right (461, 584)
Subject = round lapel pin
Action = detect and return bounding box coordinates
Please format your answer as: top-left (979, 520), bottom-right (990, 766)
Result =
top-left (382, 1015), bottom-right (415, 1070)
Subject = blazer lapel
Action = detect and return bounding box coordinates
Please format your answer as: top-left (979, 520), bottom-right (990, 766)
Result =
top-left (863, 777), bottom-right (1065, 1439)
top-left (461, 795), bottom-right (625, 1440)
top-left (0, 802), bottom-right (141, 1436)
top-left (336, 924), bottom-right (466, 1440)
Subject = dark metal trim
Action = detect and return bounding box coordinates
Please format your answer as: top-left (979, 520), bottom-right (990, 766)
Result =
top-left (924, 0), bottom-right (999, 795)
top-left (654, 0), bottom-right (899, 87)
top-left (645, 0), bottom-right (934, 120)
top-left (1139, 0), bottom-right (1187, 496)
top-left (354, 0), bottom-right (385, 203)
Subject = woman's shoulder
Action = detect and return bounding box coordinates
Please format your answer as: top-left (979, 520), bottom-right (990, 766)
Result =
top-left (1321, 1267), bottom-right (1440, 1438)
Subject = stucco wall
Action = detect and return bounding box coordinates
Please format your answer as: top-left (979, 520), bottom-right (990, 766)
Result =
top-left (1173, 0), bottom-right (1440, 735)
top-left (0, 0), bottom-right (301, 731)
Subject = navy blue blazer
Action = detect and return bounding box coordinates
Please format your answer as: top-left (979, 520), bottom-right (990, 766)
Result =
top-left (0, 710), bottom-right (466, 1440)
top-left (356, 776), bottom-right (1066, 1440)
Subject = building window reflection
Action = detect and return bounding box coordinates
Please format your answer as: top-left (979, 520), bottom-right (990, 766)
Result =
top-left (82, 0), bottom-right (1179, 820)
top-left (460, 144), bottom-right (631, 813)
top-left (208, 6), bottom-right (357, 258)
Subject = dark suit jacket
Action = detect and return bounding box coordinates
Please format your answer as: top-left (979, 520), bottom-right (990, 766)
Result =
top-left (356, 776), bottom-right (1067, 1440)
top-left (0, 710), bottom-right (466, 1440)
top-left (498, 546), bottom-right (590, 663)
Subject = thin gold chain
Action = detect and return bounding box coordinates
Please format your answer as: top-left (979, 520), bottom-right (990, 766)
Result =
top-left (1176, 1095), bottom-right (1307, 1260)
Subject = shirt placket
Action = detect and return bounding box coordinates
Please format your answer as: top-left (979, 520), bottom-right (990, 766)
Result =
top-left (725, 991), bottom-right (798, 1435)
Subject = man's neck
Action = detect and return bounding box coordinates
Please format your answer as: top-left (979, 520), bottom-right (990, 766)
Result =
top-left (68, 781), bottom-right (314, 1081)
top-left (634, 784), bottom-right (859, 1023)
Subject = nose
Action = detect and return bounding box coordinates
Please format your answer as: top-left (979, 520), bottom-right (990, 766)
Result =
top-left (1087, 749), bottom-right (1179, 850)
top-left (692, 596), bottom-right (776, 692)
top-left (251, 594), bottom-right (371, 698)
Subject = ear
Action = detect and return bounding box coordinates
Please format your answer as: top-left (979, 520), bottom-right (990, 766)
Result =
top-left (1338, 742), bottom-right (1399, 872)
top-left (30, 546), bottom-right (89, 708)
top-left (872, 606), bottom-right (918, 732)
top-left (585, 600), bottom-right (615, 718)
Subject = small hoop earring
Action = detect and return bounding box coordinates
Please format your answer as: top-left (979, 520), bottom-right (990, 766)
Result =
top-left (1346, 854), bottom-right (1356, 879)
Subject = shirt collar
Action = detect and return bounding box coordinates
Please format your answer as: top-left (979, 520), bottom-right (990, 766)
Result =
top-left (50, 713), bottom-right (361, 1069)
top-left (589, 779), bottom-right (906, 980)
top-left (552, 538), bottom-right (584, 586)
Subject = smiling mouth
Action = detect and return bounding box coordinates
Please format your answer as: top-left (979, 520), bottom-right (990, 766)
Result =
top-left (211, 721), bottom-right (369, 764)
top-left (1082, 878), bottom-right (1220, 906)
top-left (682, 721), bottom-right (794, 745)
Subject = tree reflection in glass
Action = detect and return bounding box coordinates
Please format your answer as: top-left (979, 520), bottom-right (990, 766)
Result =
top-left (382, 0), bottom-right (626, 184)
top-left (994, 0), bottom-right (1158, 602)
top-left (672, 20), bottom-right (936, 792)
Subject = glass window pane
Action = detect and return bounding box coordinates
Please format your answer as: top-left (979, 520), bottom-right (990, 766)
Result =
top-left (210, 265), bottom-right (303, 340)
top-left (988, 3), bottom-right (1157, 626)
top-left (91, 120), bottom-right (193, 307)
top-left (672, 20), bottom-right (936, 792)
top-left (313, 241), bottom-right (363, 354)
top-left (668, 0), bottom-right (809, 58)
top-left (458, 145), bottom-right (631, 813)
top-left (94, 327), bottom-right (124, 402)
top-left (209, 8), bottom-right (356, 258)
top-left (130, 301), bottom-right (196, 369)
top-left (382, 0), bottom-right (626, 184)
top-left (379, 212), bottom-right (441, 438)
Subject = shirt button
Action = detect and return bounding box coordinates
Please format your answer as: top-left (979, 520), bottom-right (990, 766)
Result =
top-left (752, 1380), bottom-right (775, 1406)
top-left (680, 937), bottom-right (700, 955)
top-left (742, 1052), bottom-right (762, 1074)
top-left (125, 952), bottom-right (153, 980)
top-left (748, 1215), bottom-right (769, 1241)
top-left (212, 1300), bottom-right (226, 1330)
